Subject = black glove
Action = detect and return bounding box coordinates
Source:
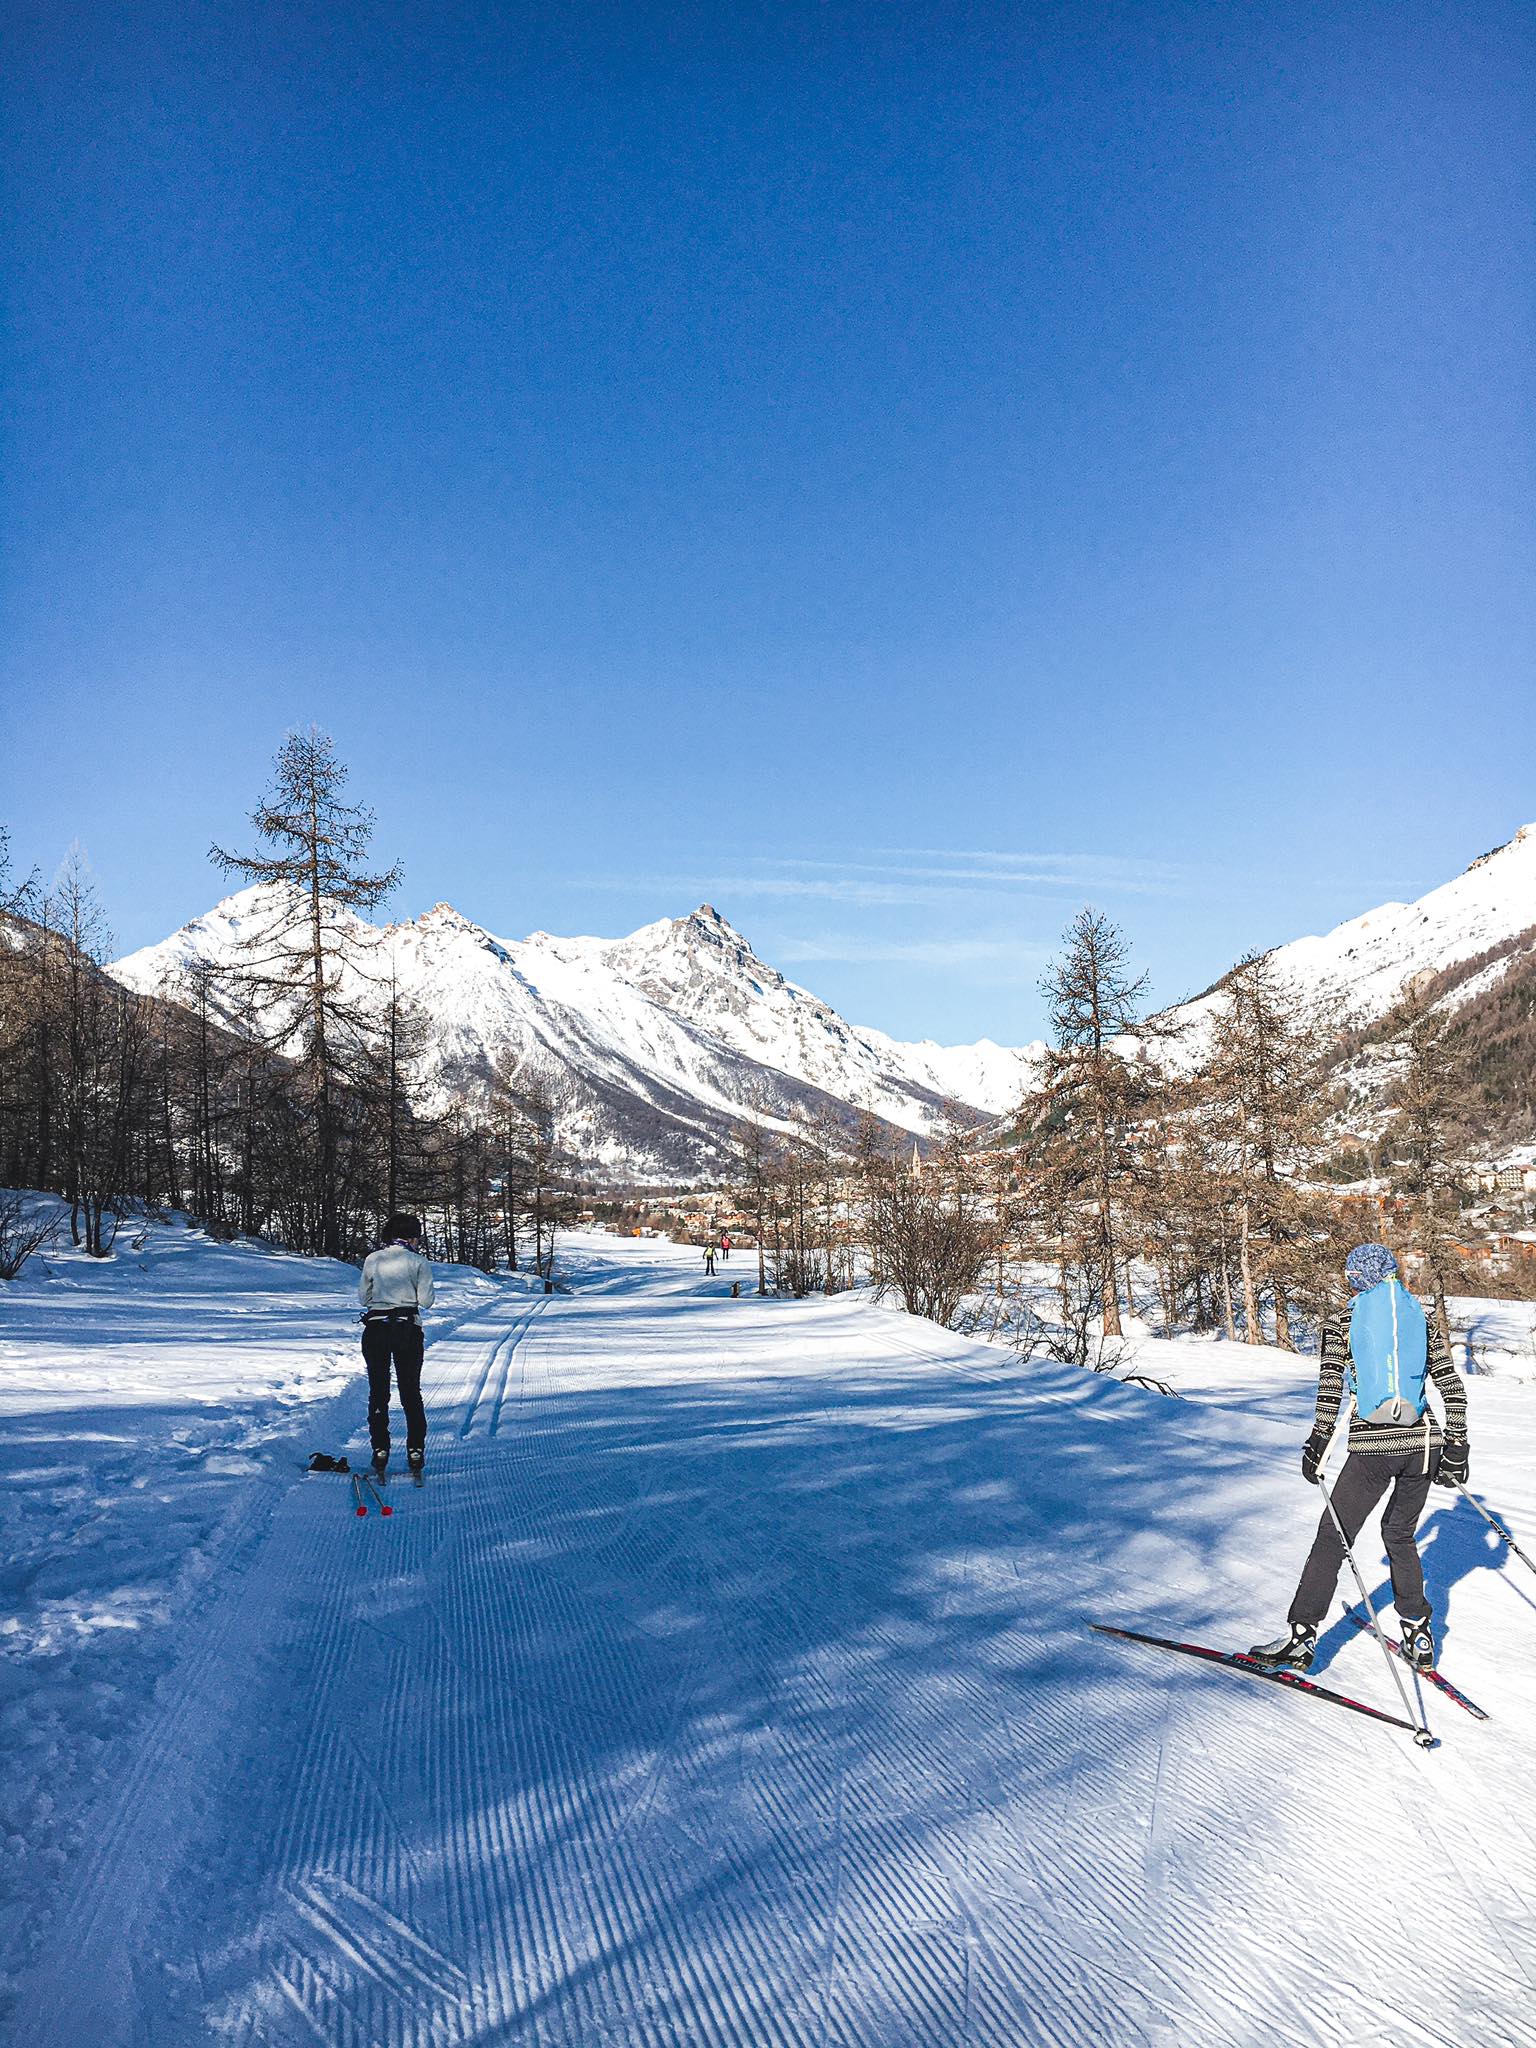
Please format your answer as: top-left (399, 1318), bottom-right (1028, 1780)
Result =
top-left (1437, 1439), bottom-right (1470, 1488)
top-left (1301, 1432), bottom-right (1329, 1485)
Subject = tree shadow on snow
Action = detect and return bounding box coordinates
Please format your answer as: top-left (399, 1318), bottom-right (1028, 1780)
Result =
top-left (22, 1289), bottom-right (1529, 2048)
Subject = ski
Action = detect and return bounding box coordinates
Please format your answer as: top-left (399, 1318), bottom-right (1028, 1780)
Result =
top-left (1090, 1623), bottom-right (1430, 1740)
top-left (349, 1473), bottom-right (369, 1518)
top-left (1342, 1608), bottom-right (1487, 1720)
top-left (410, 1463), bottom-right (424, 1488)
top-left (361, 1471), bottom-right (394, 1517)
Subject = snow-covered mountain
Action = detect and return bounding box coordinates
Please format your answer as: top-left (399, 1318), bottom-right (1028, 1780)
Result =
top-left (111, 823), bottom-right (1536, 1179)
top-left (1153, 822), bottom-right (1536, 1059)
top-left (111, 891), bottom-right (1046, 1180)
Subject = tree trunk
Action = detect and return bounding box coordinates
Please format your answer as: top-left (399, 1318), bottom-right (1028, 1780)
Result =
top-left (1093, 1088), bottom-right (1122, 1336)
top-left (1238, 1197), bottom-right (1263, 1343)
top-left (1216, 1217), bottom-right (1238, 1342)
top-left (1273, 1279), bottom-right (1293, 1352)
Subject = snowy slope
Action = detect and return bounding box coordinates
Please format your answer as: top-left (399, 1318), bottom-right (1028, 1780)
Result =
top-left (110, 822), bottom-right (1536, 1174)
top-left (541, 905), bottom-right (1044, 1121)
top-left (1158, 822), bottom-right (1536, 1055)
top-left (111, 889), bottom-right (1041, 1174)
top-left (5, 1225), bottom-right (1536, 2046)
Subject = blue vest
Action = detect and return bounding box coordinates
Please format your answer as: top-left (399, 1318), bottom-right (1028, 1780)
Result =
top-left (1348, 1278), bottom-right (1428, 1422)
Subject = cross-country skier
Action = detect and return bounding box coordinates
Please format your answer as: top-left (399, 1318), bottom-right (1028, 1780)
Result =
top-left (1249, 1243), bottom-right (1469, 1674)
top-left (703, 1242), bottom-right (716, 1276)
top-left (720, 1233), bottom-right (731, 1261)
top-left (358, 1212), bottom-right (435, 1478)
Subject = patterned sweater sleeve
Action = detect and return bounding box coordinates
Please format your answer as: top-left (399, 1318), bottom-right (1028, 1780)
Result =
top-left (1310, 1315), bottom-right (1349, 1440)
top-left (1427, 1320), bottom-right (1469, 1441)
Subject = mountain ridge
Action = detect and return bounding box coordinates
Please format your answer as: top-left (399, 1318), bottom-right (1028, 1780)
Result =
top-left (111, 890), bottom-right (1044, 1181)
top-left (1149, 821), bottom-right (1536, 1057)
top-left (109, 821), bottom-right (1536, 1178)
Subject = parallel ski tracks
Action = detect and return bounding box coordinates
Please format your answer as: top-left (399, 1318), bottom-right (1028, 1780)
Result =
top-left (11, 1275), bottom-right (1536, 2047)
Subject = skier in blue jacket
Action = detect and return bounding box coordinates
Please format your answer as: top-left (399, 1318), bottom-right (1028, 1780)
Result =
top-left (1249, 1243), bottom-right (1469, 1674)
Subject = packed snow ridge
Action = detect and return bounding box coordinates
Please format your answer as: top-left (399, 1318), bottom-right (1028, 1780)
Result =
top-left (6, 1220), bottom-right (1536, 2044)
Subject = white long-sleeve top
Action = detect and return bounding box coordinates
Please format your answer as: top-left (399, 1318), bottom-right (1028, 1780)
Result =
top-left (358, 1244), bottom-right (436, 1315)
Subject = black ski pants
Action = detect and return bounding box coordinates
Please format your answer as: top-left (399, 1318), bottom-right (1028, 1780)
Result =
top-left (362, 1314), bottom-right (426, 1458)
top-left (1289, 1447), bottom-right (1438, 1627)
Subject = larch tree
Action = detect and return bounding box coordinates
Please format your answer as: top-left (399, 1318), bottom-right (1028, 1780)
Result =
top-left (1202, 953), bottom-right (1332, 1347)
top-left (1387, 990), bottom-right (1477, 1352)
top-left (1033, 908), bottom-right (1152, 1337)
top-left (211, 728), bottom-right (401, 1258)
top-left (369, 961), bottom-right (435, 1222)
top-left (515, 1067), bottom-right (573, 1280)
top-left (732, 1084), bottom-right (777, 1297)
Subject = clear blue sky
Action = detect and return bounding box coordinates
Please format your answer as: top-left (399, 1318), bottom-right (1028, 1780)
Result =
top-left (5, 1), bottom-right (1533, 1044)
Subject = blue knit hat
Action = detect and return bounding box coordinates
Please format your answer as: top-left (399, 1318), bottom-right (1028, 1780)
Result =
top-left (1345, 1242), bottom-right (1397, 1294)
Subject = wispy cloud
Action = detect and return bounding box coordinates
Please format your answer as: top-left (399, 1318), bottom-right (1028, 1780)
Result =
top-left (783, 850), bottom-right (1188, 895)
top-left (776, 934), bottom-right (1052, 979)
top-left (581, 846), bottom-right (1186, 908)
top-left (583, 872), bottom-right (985, 909)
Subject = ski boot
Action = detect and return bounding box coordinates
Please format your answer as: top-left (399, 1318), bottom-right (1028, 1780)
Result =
top-left (408, 1447), bottom-right (425, 1485)
top-left (1246, 1622), bottom-right (1317, 1672)
top-left (371, 1447), bottom-right (389, 1481)
top-left (1400, 1615), bottom-right (1435, 1673)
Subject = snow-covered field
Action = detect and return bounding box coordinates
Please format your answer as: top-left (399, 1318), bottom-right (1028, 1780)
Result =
top-left (3, 1220), bottom-right (1535, 2045)
top-left (0, 1207), bottom-right (510, 2001)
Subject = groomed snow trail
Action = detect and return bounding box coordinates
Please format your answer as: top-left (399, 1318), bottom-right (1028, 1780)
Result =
top-left (9, 1236), bottom-right (1536, 2047)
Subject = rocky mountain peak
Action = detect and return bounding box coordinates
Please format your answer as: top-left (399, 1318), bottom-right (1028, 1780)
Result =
top-left (1468, 822), bottom-right (1536, 873)
top-left (414, 902), bottom-right (480, 934)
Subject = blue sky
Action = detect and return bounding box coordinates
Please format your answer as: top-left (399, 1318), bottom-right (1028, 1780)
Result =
top-left (5, 1), bottom-right (1533, 1043)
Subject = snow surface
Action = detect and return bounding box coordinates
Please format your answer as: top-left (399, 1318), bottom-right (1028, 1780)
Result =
top-left (0, 1205), bottom-right (511, 2006)
top-left (4, 1221), bottom-right (1536, 2046)
top-left (1450, 1296), bottom-right (1536, 1382)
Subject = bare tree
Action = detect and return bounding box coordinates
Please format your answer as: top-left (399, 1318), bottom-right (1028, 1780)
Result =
top-left (860, 1118), bottom-right (997, 1326)
top-left (1202, 953), bottom-right (1333, 1347)
top-left (731, 1085), bottom-right (777, 1297)
top-left (211, 728), bottom-right (401, 1257)
top-left (365, 962), bottom-right (435, 1222)
top-left (0, 1190), bottom-right (60, 1279)
top-left (1031, 908), bottom-right (1152, 1336)
top-left (50, 852), bottom-right (129, 1253)
top-left (1387, 991), bottom-right (1477, 1351)
top-left (486, 1065), bottom-right (573, 1280)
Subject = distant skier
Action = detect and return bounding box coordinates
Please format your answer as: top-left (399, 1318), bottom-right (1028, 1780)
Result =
top-left (1249, 1243), bottom-right (1469, 1674)
top-left (703, 1242), bottom-right (716, 1276)
top-left (358, 1213), bottom-right (435, 1477)
top-left (720, 1233), bottom-right (731, 1262)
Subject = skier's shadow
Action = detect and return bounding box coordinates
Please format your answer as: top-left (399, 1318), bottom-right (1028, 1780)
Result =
top-left (1314, 1493), bottom-right (1535, 1668)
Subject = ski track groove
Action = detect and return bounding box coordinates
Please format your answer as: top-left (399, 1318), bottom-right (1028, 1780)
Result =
top-left (8, 1264), bottom-right (1534, 2046)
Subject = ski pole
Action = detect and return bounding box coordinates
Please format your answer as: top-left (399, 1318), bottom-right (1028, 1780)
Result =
top-left (1456, 1483), bottom-right (1536, 1579)
top-left (1317, 1470), bottom-right (1434, 1750)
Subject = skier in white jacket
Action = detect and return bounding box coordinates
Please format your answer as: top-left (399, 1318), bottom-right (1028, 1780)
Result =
top-left (358, 1213), bottom-right (435, 1476)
